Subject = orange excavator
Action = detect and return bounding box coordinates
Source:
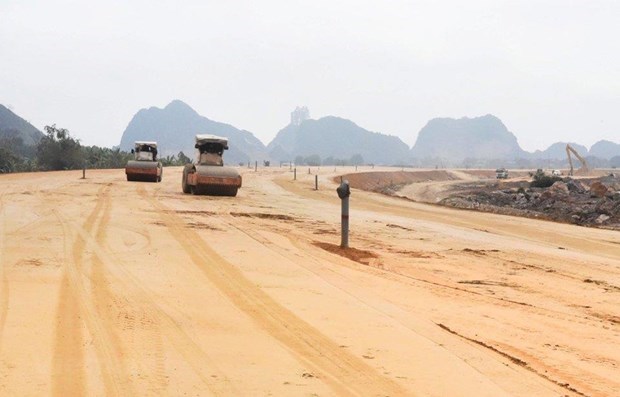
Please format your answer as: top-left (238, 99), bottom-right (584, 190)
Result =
top-left (565, 144), bottom-right (589, 176)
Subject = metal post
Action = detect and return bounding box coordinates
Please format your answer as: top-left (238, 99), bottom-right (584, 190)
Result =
top-left (294, 168), bottom-right (296, 180)
top-left (255, 161), bottom-right (257, 171)
top-left (315, 174), bottom-right (318, 190)
top-left (336, 180), bottom-right (350, 248)
top-left (341, 196), bottom-right (349, 247)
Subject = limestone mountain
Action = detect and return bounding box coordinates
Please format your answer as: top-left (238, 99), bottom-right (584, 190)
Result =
top-left (410, 115), bottom-right (527, 165)
top-left (0, 104), bottom-right (43, 146)
top-left (589, 140), bottom-right (620, 160)
top-left (119, 100), bottom-right (269, 164)
top-left (530, 142), bottom-right (589, 160)
top-left (267, 114), bottom-right (410, 165)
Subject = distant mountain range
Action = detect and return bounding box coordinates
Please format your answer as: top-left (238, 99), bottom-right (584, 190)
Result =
top-left (0, 104), bottom-right (43, 146)
top-left (589, 140), bottom-right (620, 159)
top-left (119, 102), bottom-right (618, 166)
top-left (410, 115), bottom-right (527, 163)
top-left (120, 101), bottom-right (411, 165)
top-left (119, 100), bottom-right (268, 164)
top-left (4, 100), bottom-right (617, 167)
top-left (267, 115), bottom-right (410, 164)
top-left (530, 142), bottom-right (590, 160)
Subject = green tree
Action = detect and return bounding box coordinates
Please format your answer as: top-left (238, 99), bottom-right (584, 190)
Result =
top-left (305, 154), bottom-right (321, 166)
top-left (0, 147), bottom-right (21, 173)
top-left (349, 154), bottom-right (364, 166)
top-left (177, 151), bottom-right (191, 164)
top-left (36, 124), bottom-right (83, 170)
top-left (83, 146), bottom-right (132, 169)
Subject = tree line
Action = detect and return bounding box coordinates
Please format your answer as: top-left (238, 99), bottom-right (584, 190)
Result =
top-left (0, 125), bottom-right (191, 173)
top-left (293, 153), bottom-right (365, 166)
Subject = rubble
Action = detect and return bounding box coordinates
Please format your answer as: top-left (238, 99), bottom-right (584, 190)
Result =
top-left (590, 181), bottom-right (611, 198)
top-left (440, 175), bottom-right (620, 230)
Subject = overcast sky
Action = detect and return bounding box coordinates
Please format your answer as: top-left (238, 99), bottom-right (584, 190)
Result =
top-left (1, 0), bottom-right (619, 151)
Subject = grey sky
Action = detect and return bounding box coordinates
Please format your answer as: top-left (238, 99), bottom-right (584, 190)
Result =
top-left (1, 0), bottom-right (619, 152)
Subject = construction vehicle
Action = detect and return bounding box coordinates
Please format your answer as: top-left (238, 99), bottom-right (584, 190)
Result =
top-left (566, 144), bottom-right (589, 176)
top-left (125, 141), bottom-right (162, 182)
top-left (495, 168), bottom-right (509, 179)
top-left (182, 134), bottom-right (242, 196)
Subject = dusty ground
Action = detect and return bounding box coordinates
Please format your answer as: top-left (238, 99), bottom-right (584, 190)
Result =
top-left (0, 166), bottom-right (618, 396)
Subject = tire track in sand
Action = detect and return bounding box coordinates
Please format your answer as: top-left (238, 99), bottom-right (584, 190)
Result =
top-left (141, 187), bottom-right (413, 397)
top-left (232, 221), bottom-right (591, 396)
top-left (0, 193), bottom-right (10, 353)
top-left (56, 185), bottom-right (238, 395)
top-left (91, 185), bottom-right (171, 395)
top-left (52, 184), bottom-right (132, 396)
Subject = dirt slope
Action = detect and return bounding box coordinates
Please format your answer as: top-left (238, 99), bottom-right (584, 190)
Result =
top-left (0, 166), bottom-right (618, 396)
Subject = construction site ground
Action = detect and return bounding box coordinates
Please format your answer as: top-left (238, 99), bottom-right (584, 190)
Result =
top-left (0, 166), bottom-right (618, 396)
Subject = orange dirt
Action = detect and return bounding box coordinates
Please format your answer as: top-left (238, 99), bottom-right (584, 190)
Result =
top-left (0, 166), bottom-right (618, 396)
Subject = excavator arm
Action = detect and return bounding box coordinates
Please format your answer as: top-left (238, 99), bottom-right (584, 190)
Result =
top-left (566, 144), bottom-right (589, 176)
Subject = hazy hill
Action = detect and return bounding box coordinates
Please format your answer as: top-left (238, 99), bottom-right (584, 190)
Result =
top-left (0, 104), bottom-right (43, 146)
top-left (267, 116), bottom-right (410, 164)
top-left (589, 140), bottom-right (620, 160)
top-left (119, 100), bottom-right (268, 164)
top-left (530, 142), bottom-right (589, 160)
top-left (410, 115), bottom-right (526, 164)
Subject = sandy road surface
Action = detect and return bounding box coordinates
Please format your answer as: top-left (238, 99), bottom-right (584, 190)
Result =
top-left (0, 166), bottom-right (618, 396)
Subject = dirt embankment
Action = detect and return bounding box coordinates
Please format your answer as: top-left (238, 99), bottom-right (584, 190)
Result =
top-left (339, 170), bottom-right (620, 230)
top-left (337, 170), bottom-right (458, 193)
top-left (461, 170), bottom-right (531, 179)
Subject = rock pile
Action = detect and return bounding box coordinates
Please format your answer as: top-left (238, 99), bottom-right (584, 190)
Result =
top-left (440, 175), bottom-right (620, 229)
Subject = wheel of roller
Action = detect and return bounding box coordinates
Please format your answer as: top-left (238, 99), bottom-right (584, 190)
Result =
top-left (205, 185), bottom-right (238, 196)
top-left (226, 186), bottom-right (238, 197)
top-left (182, 165), bottom-right (193, 193)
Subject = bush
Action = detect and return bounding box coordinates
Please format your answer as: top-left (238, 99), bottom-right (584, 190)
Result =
top-left (530, 170), bottom-right (562, 188)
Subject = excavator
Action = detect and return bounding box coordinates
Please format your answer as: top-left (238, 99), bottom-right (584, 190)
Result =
top-left (565, 144), bottom-right (589, 176)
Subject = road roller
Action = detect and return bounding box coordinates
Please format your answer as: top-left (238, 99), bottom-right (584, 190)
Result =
top-left (125, 141), bottom-right (163, 182)
top-left (181, 134), bottom-right (242, 196)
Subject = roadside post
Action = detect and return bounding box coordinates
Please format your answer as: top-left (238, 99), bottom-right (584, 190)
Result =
top-left (82, 161), bottom-right (86, 179)
top-left (336, 180), bottom-right (350, 248)
top-left (315, 174), bottom-right (318, 190)
top-left (294, 168), bottom-right (296, 180)
top-left (255, 161), bottom-right (257, 171)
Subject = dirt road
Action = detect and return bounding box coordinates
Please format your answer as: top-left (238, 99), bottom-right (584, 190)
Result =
top-left (0, 167), bottom-right (618, 396)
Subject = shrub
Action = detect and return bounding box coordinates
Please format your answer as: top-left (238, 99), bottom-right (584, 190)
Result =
top-left (530, 170), bottom-right (562, 188)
